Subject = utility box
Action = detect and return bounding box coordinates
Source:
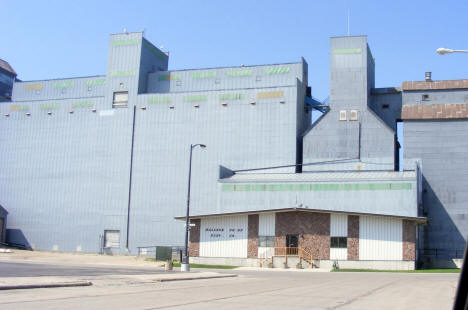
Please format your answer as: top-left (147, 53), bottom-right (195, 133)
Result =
top-left (155, 246), bottom-right (172, 261)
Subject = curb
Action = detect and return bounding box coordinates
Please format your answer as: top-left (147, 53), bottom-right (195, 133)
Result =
top-left (0, 281), bottom-right (93, 290)
top-left (156, 274), bottom-right (237, 282)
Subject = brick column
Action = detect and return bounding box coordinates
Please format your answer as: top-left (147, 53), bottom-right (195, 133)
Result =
top-left (275, 212), bottom-right (330, 260)
top-left (189, 219), bottom-right (200, 257)
top-left (402, 220), bottom-right (416, 261)
top-left (347, 215), bottom-right (359, 260)
top-left (247, 214), bottom-right (259, 258)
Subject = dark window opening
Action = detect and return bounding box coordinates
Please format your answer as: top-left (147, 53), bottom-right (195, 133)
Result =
top-left (422, 94), bottom-right (430, 101)
top-left (331, 237), bottom-right (347, 248)
top-left (382, 104), bottom-right (390, 109)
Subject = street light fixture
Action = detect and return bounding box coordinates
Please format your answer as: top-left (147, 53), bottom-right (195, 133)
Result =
top-left (437, 47), bottom-right (468, 55)
top-left (181, 143), bottom-right (206, 272)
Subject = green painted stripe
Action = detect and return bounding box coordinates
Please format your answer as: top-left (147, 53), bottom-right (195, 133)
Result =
top-left (264, 67), bottom-right (290, 75)
top-left (148, 97), bottom-right (172, 104)
top-left (72, 101), bottom-right (93, 108)
top-left (86, 79), bottom-right (106, 86)
top-left (221, 182), bottom-right (412, 192)
top-left (333, 48), bottom-right (362, 54)
top-left (113, 39), bottom-right (139, 47)
top-left (227, 70), bottom-right (252, 77)
top-left (54, 81), bottom-right (73, 88)
top-left (40, 103), bottom-right (60, 110)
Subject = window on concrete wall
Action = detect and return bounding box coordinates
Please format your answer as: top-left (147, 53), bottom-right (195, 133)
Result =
top-left (112, 91), bottom-right (128, 108)
top-left (104, 230), bottom-right (120, 248)
top-left (258, 236), bottom-right (275, 247)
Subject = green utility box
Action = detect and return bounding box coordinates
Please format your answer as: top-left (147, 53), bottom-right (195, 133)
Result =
top-left (155, 246), bottom-right (172, 261)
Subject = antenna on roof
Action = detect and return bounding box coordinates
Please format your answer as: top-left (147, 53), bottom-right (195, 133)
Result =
top-left (123, 28), bottom-right (128, 34)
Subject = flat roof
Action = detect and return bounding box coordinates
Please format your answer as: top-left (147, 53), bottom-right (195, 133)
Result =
top-left (175, 207), bottom-right (427, 223)
top-left (220, 170), bottom-right (416, 183)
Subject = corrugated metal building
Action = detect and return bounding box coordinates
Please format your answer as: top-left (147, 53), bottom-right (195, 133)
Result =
top-left (4, 31), bottom-right (464, 269)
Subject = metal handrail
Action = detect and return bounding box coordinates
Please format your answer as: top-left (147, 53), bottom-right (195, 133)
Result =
top-left (269, 247), bottom-right (314, 268)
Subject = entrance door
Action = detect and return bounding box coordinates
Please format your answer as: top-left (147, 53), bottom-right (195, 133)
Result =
top-left (286, 234), bottom-right (299, 255)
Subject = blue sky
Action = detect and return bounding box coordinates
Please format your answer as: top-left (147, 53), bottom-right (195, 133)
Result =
top-left (2, 0), bottom-right (468, 100)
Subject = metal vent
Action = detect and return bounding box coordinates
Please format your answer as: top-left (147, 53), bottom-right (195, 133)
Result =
top-left (339, 110), bottom-right (347, 121)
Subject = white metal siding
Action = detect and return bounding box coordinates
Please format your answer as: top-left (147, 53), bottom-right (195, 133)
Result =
top-left (330, 214), bottom-right (348, 236)
top-left (330, 248), bottom-right (347, 260)
top-left (259, 213), bottom-right (275, 236)
top-left (258, 247), bottom-right (274, 259)
top-left (199, 215), bottom-right (248, 258)
top-left (359, 216), bottom-right (402, 260)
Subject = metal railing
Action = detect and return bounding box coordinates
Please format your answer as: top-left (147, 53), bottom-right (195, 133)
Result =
top-left (265, 247), bottom-right (314, 268)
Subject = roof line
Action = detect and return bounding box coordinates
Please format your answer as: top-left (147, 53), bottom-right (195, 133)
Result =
top-left (174, 207), bottom-right (426, 223)
top-left (160, 61), bottom-right (302, 73)
top-left (16, 75), bottom-right (106, 83)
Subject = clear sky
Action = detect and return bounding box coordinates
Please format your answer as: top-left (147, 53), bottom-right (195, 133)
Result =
top-left (2, 0), bottom-right (468, 100)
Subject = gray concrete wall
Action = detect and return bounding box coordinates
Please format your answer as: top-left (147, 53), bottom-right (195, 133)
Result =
top-left (0, 32), bottom-right (306, 254)
top-left (403, 89), bottom-right (468, 106)
top-left (302, 36), bottom-right (396, 171)
top-left (404, 119), bottom-right (468, 258)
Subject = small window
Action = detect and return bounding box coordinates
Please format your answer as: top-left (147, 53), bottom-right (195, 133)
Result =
top-left (215, 78), bottom-right (220, 84)
top-left (35, 90), bottom-right (41, 95)
top-left (87, 86), bottom-right (93, 92)
top-left (349, 110), bottom-right (358, 121)
top-left (113, 91), bottom-right (128, 108)
top-left (176, 80), bottom-right (182, 86)
top-left (258, 236), bottom-right (275, 247)
top-left (104, 230), bottom-right (120, 248)
top-left (339, 110), bottom-right (347, 121)
top-left (61, 88), bottom-right (67, 94)
top-left (330, 237), bottom-right (347, 248)
top-left (382, 104), bottom-right (389, 109)
top-left (422, 94), bottom-right (430, 101)
top-left (256, 76), bottom-right (261, 82)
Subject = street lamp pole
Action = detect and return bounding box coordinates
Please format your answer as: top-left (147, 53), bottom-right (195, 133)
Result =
top-left (181, 143), bottom-right (206, 272)
top-left (436, 47), bottom-right (468, 55)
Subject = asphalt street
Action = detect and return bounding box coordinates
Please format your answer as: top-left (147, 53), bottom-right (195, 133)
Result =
top-left (0, 260), bottom-right (174, 277)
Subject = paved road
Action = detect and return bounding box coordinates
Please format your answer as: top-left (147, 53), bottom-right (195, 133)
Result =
top-left (0, 260), bottom-right (173, 277)
top-left (0, 260), bottom-right (460, 310)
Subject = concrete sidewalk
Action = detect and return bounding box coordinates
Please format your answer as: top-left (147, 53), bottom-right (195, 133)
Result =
top-left (0, 272), bottom-right (237, 290)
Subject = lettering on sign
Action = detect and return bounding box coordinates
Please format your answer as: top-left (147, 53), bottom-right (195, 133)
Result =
top-left (257, 91), bottom-right (284, 99)
top-left (205, 227), bottom-right (243, 239)
top-left (264, 67), bottom-right (290, 75)
top-left (10, 105), bottom-right (29, 111)
top-left (24, 83), bottom-right (43, 90)
top-left (192, 71), bottom-right (216, 79)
